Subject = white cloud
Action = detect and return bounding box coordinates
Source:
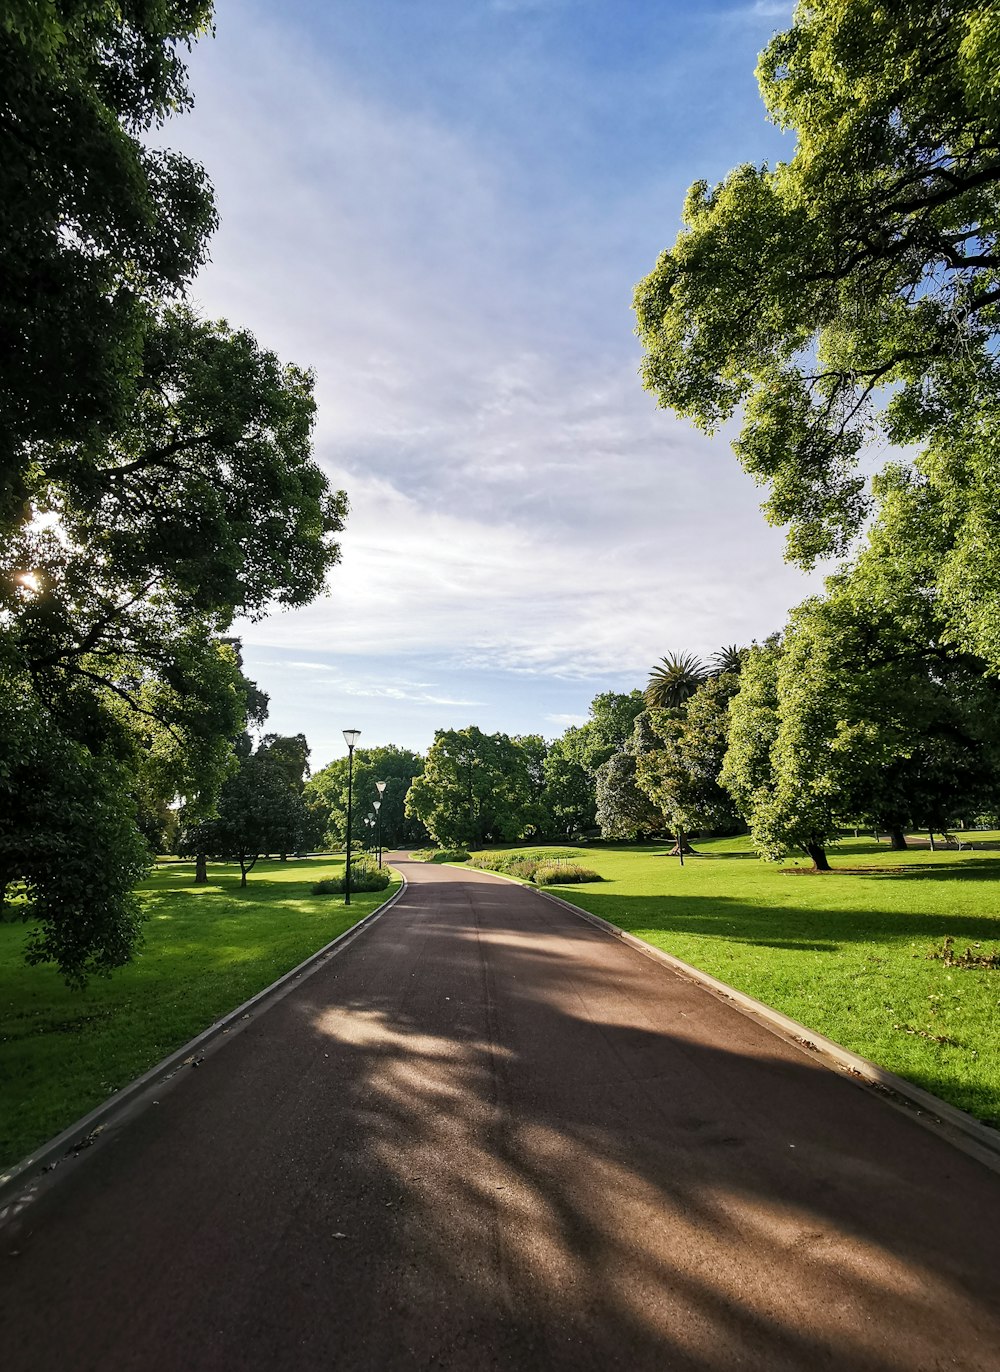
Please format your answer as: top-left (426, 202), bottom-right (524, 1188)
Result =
top-left (169, 5), bottom-right (818, 753)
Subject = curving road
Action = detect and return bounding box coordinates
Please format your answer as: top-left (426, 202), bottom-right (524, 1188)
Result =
top-left (3, 857), bottom-right (1000, 1370)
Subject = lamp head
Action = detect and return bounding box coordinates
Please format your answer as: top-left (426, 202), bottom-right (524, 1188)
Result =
top-left (343, 728), bottom-right (361, 749)
top-left (375, 780), bottom-right (387, 795)
top-left (373, 800), bottom-right (381, 812)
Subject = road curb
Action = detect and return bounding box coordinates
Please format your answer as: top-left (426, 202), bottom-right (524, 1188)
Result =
top-left (455, 863), bottom-right (1000, 1174)
top-left (0, 872), bottom-right (408, 1211)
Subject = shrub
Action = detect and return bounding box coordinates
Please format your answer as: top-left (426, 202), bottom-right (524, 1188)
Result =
top-left (466, 851), bottom-right (601, 886)
top-left (533, 863), bottom-right (601, 886)
top-left (409, 848), bottom-right (470, 863)
top-left (468, 853), bottom-right (539, 881)
top-left (466, 852), bottom-right (507, 872)
top-left (312, 859), bottom-right (391, 895)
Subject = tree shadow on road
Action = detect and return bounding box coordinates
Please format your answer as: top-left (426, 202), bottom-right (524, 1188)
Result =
top-left (6, 870), bottom-right (1000, 1372)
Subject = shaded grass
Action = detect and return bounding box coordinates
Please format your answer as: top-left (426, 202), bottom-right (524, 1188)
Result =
top-left (0, 857), bottom-right (400, 1170)
top-left (455, 835), bottom-right (1000, 1128)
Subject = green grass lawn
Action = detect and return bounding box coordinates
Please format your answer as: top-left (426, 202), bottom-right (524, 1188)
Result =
top-left (0, 857), bottom-right (400, 1172)
top-left (455, 835), bottom-right (1000, 1129)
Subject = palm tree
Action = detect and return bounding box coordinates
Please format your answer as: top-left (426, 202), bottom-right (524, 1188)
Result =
top-left (645, 652), bottom-right (706, 710)
top-left (709, 644), bottom-right (745, 678)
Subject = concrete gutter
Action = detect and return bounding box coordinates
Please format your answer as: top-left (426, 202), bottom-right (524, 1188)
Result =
top-left (457, 863), bottom-right (1000, 1175)
top-left (0, 873), bottom-right (408, 1211)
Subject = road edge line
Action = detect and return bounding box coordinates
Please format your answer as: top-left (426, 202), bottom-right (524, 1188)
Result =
top-left (0, 872), bottom-right (408, 1206)
top-left (453, 863), bottom-right (1000, 1172)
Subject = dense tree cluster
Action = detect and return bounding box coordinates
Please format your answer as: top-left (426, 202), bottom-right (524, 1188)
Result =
top-left (11, 0), bottom-right (1000, 983)
top-left (630, 0), bottom-right (1000, 870)
top-left (305, 745), bottom-right (428, 851)
top-left (1, 4), bottom-right (345, 981)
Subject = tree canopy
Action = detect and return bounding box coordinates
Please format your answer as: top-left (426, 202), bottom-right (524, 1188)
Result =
top-left (181, 748), bottom-right (315, 886)
top-left (635, 0), bottom-right (1000, 666)
top-left (644, 653), bottom-right (706, 710)
top-left (0, 7), bottom-right (348, 981)
top-left (306, 745), bottom-right (427, 850)
top-left (635, 675), bottom-right (744, 850)
top-left (1, 1), bottom-right (217, 525)
top-left (405, 727), bottom-right (539, 848)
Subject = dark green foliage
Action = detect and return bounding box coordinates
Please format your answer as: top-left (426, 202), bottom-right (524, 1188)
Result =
top-left (0, 15), bottom-right (345, 977)
top-left (542, 691), bottom-right (645, 836)
top-left (405, 727), bottom-right (540, 848)
top-left (721, 581), bottom-right (1000, 868)
top-left (307, 744), bottom-right (426, 849)
top-left (1, 1), bottom-right (217, 526)
top-left (635, 0), bottom-right (1000, 664)
top-left (709, 646), bottom-right (746, 678)
top-left (257, 734), bottom-right (311, 792)
top-left (0, 694), bottom-right (151, 988)
top-left (635, 676), bottom-right (744, 844)
top-left (182, 750), bottom-right (316, 886)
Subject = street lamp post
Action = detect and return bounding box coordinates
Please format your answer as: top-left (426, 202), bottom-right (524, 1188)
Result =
top-left (375, 779), bottom-right (387, 867)
top-left (343, 729), bottom-right (360, 905)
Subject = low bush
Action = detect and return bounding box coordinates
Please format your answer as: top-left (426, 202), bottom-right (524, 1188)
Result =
top-left (533, 863), bottom-right (601, 886)
top-left (312, 860), bottom-right (391, 895)
top-left (467, 851), bottom-right (601, 886)
top-left (467, 849), bottom-right (578, 878)
top-left (409, 848), bottom-right (470, 863)
top-left (508, 858), bottom-right (542, 881)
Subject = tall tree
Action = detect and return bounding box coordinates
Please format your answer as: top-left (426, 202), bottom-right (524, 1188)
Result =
top-left (634, 0), bottom-right (1000, 666)
top-left (0, 16), bottom-right (348, 979)
top-left (405, 727), bottom-right (537, 848)
top-left (718, 638), bottom-right (836, 866)
top-left (0, 693), bottom-right (152, 987)
top-left (541, 691), bottom-right (645, 837)
top-left (586, 690), bottom-right (648, 764)
top-left (634, 675), bottom-right (744, 855)
top-left (543, 727), bottom-right (598, 837)
top-left (2, 1), bottom-right (216, 525)
top-left (181, 749), bottom-right (315, 887)
top-left (257, 734), bottom-right (311, 793)
top-left (594, 751), bottom-right (660, 841)
top-left (306, 745), bottom-right (427, 850)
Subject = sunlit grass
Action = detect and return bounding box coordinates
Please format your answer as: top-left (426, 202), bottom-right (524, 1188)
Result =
top-left (456, 834), bottom-right (1000, 1128)
top-left (0, 857), bottom-right (399, 1169)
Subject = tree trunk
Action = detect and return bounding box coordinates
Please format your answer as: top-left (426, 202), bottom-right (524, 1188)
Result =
top-left (240, 863), bottom-right (248, 887)
top-left (888, 827), bottom-right (908, 850)
top-left (804, 843), bottom-right (831, 872)
top-left (195, 851), bottom-right (207, 884)
top-left (668, 834), bottom-right (697, 856)
top-left (927, 830), bottom-right (936, 851)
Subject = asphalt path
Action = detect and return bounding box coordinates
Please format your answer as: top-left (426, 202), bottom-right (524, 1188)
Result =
top-left (3, 857), bottom-right (1000, 1371)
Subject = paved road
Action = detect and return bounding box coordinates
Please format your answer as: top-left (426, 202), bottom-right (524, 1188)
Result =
top-left (3, 859), bottom-right (1000, 1371)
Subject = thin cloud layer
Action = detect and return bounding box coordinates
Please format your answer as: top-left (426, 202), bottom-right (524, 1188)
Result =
top-left (171, 0), bottom-right (815, 760)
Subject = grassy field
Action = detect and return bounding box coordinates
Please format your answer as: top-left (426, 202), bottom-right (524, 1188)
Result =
top-left (454, 835), bottom-right (1000, 1129)
top-left (0, 857), bottom-right (400, 1172)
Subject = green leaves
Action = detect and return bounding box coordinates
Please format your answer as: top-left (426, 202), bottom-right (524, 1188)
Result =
top-left (405, 727), bottom-right (540, 848)
top-left (636, 0), bottom-right (1000, 577)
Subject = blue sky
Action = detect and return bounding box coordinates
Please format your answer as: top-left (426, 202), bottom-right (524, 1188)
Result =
top-left (170, 0), bottom-right (809, 768)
